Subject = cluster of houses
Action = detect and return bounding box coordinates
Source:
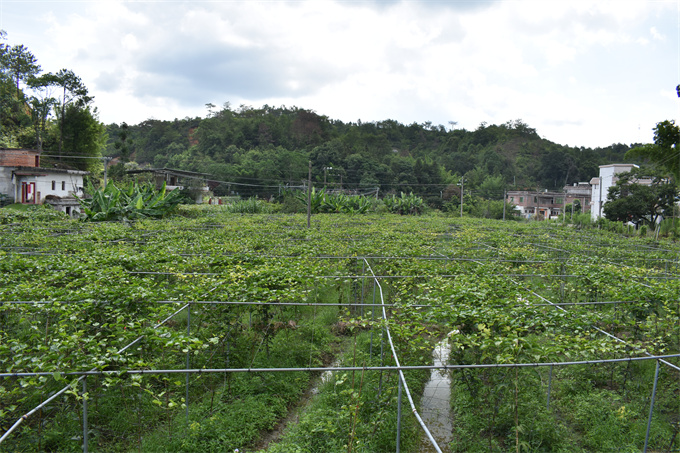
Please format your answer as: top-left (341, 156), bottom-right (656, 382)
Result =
top-left (506, 163), bottom-right (640, 220)
top-left (0, 148), bottom-right (646, 221)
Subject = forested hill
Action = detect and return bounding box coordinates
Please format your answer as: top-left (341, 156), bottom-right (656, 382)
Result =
top-left (105, 104), bottom-right (636, 203)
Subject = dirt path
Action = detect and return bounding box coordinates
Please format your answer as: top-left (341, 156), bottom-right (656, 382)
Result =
top-left (252, 342), bottom-right (345, 452)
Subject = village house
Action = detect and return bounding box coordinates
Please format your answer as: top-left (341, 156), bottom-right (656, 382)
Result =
top-left (590, 164), bottom-right (639, 221)
top-left (0, 148), bottom-right (88, 216)
top-left (507, 183), bottom-right (592, 220)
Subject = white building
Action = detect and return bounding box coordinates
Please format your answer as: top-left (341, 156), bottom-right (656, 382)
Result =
top-left (590, 164), bottom-right (638, 220)
top-left (0, 148), bottom-right (88, 216)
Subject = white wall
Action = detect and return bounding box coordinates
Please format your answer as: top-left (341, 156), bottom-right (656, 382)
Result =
top-left (591, 164), bottom-right (638, 220)
top-left (2, 170), bottom-right (85, 203)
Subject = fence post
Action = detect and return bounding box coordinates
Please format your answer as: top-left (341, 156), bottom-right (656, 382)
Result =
top-left (643, 360), bottom-right (661, 453)
top-left (369, 280), bottom-right (375, 357)
top-left (360, 259), bottom-right (365, 317)
top-left (546, 365), bottom-right (553, 410)
top-left (186, 303), bottom-right (191, 431)
top-left (378, 327), bottom-right (384, 397)
top-left (396, 375), bottom-right (402, 453)
top-left (82, 378), bottom-right (88, 453)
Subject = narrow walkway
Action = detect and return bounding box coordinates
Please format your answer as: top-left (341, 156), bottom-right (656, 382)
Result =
top-left (419, 338), bottom-right (453, 452)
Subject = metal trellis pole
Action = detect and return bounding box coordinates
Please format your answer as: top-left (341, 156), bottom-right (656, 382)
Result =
top-left (546, 365), bottom-right (553, 410)
top-left (82, 378), bottom-right (88, 453)
top-left (396, 375), bottom-right (402, 453)
top-left (186, 303), bottom-right (191, 431)
top-left (643, 360), bottom-right (661, 453)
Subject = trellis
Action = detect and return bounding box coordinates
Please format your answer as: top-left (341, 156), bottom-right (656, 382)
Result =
top-left (1, 216), bottom-right (678, 452)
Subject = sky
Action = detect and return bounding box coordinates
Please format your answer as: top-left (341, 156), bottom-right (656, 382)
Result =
top-left (2, 0), bottom-right (679, 149)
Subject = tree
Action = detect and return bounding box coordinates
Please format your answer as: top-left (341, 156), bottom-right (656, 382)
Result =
top-left (0, 33), bottom-right (35, 146)
top-left (27, 73), bottom-right (59, 150)
top-left (61, 104), bottom-right (106, 172)
top-left (53, 69), bottom-right (93, 153)
top-left (4, 44), bottom-right (40, 91)
top-left (0, 29), bottom-right (8, 76)
top-left (603, 168), bottom-right (678, 227)
top-left (627, 120), bottom-right (680, 181)
top-left (113, 122), bottom-right (133, 162)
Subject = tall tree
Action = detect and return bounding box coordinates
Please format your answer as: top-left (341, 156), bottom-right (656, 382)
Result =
top-left (53, 69), bottom-right (92, 153)
top-left (27, 73), bottom-right (59, 150)
top-left (0, 29), bottom-right (7, 76)
top-left (61, 104), bottom-right (106, 172)
top-left (113, 121), bottom-right (133, 162)
top-left (4, 44), bottom-right (40, 91)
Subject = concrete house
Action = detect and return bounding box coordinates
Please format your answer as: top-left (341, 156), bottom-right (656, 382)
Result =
top-left (0, 148), bottom-right (88, 216)
top-left (590, 164), bottom-right (638, 220)
top-left (507, 183), bottom-right (592, 220)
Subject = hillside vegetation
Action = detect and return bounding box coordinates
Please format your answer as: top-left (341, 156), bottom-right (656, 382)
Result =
top-left (105, 105), bottom-right (637, 205)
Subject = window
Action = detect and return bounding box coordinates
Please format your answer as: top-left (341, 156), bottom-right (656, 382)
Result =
top-left (556, 197), bottom-right (563, 204)
top-left (510, 197), bottom-right (514, 202)
top-left (519, 197), bottom-right (523, 203)
top-left (533, 197), bottom-right (538, 203)
top-left (61, 181), bottom-right (65, 191)
top-left (51, 181), bottom-right (55, 190)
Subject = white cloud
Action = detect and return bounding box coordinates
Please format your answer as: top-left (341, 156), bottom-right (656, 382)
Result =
top-left (2, 0), bottom-right (677, 147)
top-left (650, 26), bottom-right (665, 41)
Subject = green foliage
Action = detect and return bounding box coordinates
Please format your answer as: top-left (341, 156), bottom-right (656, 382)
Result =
top-left (295, 187), bottom-right (377, 214)
top-left (627, 120), bottom-right (680, 181)
top-left (603, 167), bottom-right (679, 227)
top-left (103, 105), bottom-right (636, 203)
top-left (77, 181), bottom-right (182, 221)
top-left (0, 32), bottom-right (102, 159)
top-left (221, 197), bottom-right (275, 214)
top-left (383, 192), bottom-right (425, 215)
top-left (0, 214), bottom-right (678, 452)
top-left (55, 104), bottom-right (106, 172)
top-left (0, 203), bottom-right (68, 223)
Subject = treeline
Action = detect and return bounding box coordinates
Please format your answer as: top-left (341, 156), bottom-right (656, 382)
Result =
top-left (106, 103), bottom-right (637, 208)
top-left (0, 31), bottom-right (105, 172)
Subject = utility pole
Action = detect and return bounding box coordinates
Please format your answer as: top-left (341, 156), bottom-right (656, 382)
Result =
top-left (323, 166), bottom-right (332, 189)
top-left (598, 176), bottom-right (603, 219)
top-left (502, 190), bottom-right (506, 221)
top-left (307, 161), bottom-right (312, 228)
top-left (103, 157), bottom-right (112, 188)
top-left (459, 178), bottom-right (464, 218)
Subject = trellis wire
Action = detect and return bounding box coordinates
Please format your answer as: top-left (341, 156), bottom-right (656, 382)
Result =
top-left (476, 242), bottom-right (680, 374)
top-left (2, 228), bottom-right (678, 450)
top-left (364, 257), bottom-right (443, 453)
top-left (0, 302), bottom-right (191, 444)
top-left (2, 353), bottom-right (679, 380)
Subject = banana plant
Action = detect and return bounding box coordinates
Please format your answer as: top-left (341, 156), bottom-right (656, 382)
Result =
top-left (76, 181), bottom-right (183, 221)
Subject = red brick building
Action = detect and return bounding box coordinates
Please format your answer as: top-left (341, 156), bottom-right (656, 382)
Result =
top-left (0, 149), bottom-right (87, 215)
